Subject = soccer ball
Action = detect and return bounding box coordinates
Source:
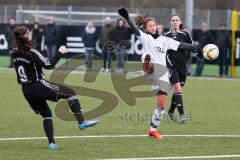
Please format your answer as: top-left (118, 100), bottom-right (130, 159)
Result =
top-left (202, 44), bottom-right (219, 60)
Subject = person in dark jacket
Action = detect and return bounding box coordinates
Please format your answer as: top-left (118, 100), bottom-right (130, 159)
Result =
top-left (32, 22), bottom-right (43, 51)
top-left (194, 22), bottom-right (214, 76)
top-left (98, 17), bottom-right (114, 72)
top-left (43, 19), bottom-right (60, 60)
top-left (215, 23), bottom-right (230, 78)
top-left (81, 22), bottom-right (98, 69)
top-left (112, 18), bottom-right (131, 73)
top-left (5, 18), bottom-right (17, 68)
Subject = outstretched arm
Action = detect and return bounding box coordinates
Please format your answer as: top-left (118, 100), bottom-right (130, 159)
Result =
top-left (178, 43), bottom-right (203, 57)
top-left (31, 45), bottom-right (68, 69)
top-left (118, 8), bottom-right (140, 36)
top-left (166, 36), bottom-right (202, 57)
top-left (179, 43), bottom-right (199, 51)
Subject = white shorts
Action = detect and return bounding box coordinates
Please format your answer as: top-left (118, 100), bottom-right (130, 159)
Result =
top-left (142, 63), bottom-right (172, 94)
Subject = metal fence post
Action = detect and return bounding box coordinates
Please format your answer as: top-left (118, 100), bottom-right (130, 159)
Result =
top-left (226, 9), bottom-right (232, 30)
top-left (68, 5), bottom-right (72, 26)
top-left (171, 8), bottom-right (176, 14)
top-left (230, 10), bottom-right (238, 78)
top-left (16, 4), bottom-right (22, 24)
top-left (185, 0), bottom-right (194, 33)
top-left (35, 5), bottom-right (39, 22)
top-left (4, 5), bottom-right (7, 23)
top-left (207, 10), bottom-right (210, 27)
top-left (102, 7), bottom-right (106, 23)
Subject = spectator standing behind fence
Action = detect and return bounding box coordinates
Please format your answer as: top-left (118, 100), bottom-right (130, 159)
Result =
top-left (112, 18), bottom-right (131, 73)
top-left (98, 17), bottom-right (114, 72)
top-left (194, 22), bottom-right (214, 76)
top-left (215, 23), bottom-right (230, 78)
top-left (5, 18), bottom-right (17, 68)
top-left (157, 24), bottom-right (164, 36)
top-left (81, 22), bottom-right (98, 69)
top-left (31, 22), bottom-right (43, 51)
top-left (43, 19), bottom-right (60, 62)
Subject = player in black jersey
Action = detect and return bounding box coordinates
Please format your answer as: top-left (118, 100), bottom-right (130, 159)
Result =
top-left (164, 14), bottom-right (193, 123)
top-left (11, 26), bottom-right (98, 150)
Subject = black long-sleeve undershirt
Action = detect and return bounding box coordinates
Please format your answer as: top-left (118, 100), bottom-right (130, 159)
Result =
top-left (124, 17), bottom-right (140, 36)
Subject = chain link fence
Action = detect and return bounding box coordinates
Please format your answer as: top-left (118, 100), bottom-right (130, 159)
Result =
top-left (0, 4), bottom-right (233, 30)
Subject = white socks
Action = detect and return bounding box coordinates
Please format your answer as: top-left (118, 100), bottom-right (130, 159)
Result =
top-left (150, 107), bottom-right (165, 131)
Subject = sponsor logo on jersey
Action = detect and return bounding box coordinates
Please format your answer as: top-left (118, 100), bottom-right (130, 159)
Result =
top-left (154, 46), bottom-right (166, 54)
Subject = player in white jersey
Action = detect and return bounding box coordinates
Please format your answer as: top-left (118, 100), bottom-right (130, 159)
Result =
top-left (118, 8), bottom-right (201, 139)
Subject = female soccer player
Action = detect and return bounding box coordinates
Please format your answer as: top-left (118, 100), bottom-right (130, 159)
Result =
top-left (164, 14), bottom-right (194, 123)
top-left (11, 26), bottom-right (98, 150)
top-left (118, 8), bottom-right (201, 139)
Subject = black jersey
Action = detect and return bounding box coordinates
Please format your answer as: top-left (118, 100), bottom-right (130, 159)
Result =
top-left (164, 30), bottom-right (193, 69)
top-left (11, 48), bottom-right (61, 84)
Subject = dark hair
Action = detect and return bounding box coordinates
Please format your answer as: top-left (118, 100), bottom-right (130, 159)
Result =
top-left (117, 18), bottom-right (125, 27)
top-left (169, 13), bottom-right (182, 21)
top-left (33, 21), bottom-right (40, 29)
top-left (169, 13), bottom-right (184, 30)
top-left (179, 24), bottom-right (184, 30)
top-left (14, 26), bottom-right (33, 52)
top-left (134, 14), bottom-right (156, 29)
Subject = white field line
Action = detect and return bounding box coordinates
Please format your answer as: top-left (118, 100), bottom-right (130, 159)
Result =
top-left (1, 134), bottom-right (240, 141)
top-left (99, 155), bottom-right (240, 160)
top-left (1, 67), bottom-right (240, 81)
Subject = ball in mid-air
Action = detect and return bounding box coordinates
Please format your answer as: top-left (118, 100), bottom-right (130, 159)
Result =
top-left (202, 44), bottom-right (219, 60)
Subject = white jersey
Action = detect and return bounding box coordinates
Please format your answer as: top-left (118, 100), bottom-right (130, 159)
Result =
top-left (139, 29), bottom-right (180, 65)
top-left (138, 29), bottom-right (180, 93)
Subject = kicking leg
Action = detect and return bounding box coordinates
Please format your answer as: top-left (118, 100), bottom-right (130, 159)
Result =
top-left (57, 84), bottom-right (98, 129)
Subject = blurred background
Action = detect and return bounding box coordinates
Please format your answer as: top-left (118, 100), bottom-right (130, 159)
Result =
top-left (0, 0), bottom-right (240, 77)
top-left (0, 0), bottom-right (238, 28)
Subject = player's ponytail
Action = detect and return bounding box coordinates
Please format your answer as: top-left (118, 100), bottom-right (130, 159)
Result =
top-left (179, 24), bottom-right (184, 30)
top-left (134, 15), bottom-right (146, 27)
top-left (14, 26), bottom-right (33, 52)
top-left (134, 14), bottom-right (156, 29)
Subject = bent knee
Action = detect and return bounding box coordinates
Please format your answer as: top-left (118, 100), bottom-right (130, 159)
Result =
top-left (173, 83), bottom-right (182, 92)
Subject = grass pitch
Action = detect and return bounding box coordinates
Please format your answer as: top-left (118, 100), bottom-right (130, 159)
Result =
top-left (0, 66), bottom-right (240, 160)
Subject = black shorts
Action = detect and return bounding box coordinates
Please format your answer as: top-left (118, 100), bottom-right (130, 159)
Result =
top-left (21, 79), bottom-right (76, 117)
top-left (169, 68), bottom-right (187, 86)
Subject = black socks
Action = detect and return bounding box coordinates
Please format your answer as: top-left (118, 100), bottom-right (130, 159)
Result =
top-left (68, 98), bottom-right (85, 124)
top-left (43, 118), bottom-right (55, 144)
top-left (168, 93), bottom-right (184, 116)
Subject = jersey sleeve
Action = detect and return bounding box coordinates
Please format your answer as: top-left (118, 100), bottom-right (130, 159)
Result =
top-left (185, 31), bottom-right (193, 44)
top-left (30, 49), bottom-right (61, 69)
top-left (164, 37), bottom-right (180, 51)
top-left (137, 29), bottom-right (150, 47)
